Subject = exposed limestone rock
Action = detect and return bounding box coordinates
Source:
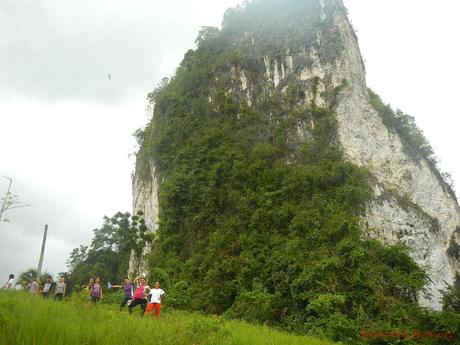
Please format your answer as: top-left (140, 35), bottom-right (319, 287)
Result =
top-left (240, 71), bottom-right (248, 91)
top-left (129, 162), bottom-right (160, 277)
top-left (328, 1), bottom-right (460, 308)
top-left (286, 55), bottom-right (294, 73)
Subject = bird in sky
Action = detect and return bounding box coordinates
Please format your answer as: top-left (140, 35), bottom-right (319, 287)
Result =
top-left (107, 73), bottom-right (112, 80)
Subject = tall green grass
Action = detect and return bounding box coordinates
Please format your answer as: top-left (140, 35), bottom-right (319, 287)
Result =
top-left (0, 291), bottom-right (334, 345)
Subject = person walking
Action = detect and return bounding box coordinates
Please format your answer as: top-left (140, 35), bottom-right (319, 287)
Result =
top-left (145, 281), bottom-right (165, 319)
top-left (128, 276), bottom-right (150, 316)
top-left (112, 278), bottom-right (133, 310)
top-left (54, 276), bottom-right (66, 301)
top-left (90, 277), bottom-right (103, 303)
top-left (2, 274), bottom-right (14, 289)
top-left (42, 277), bottom-right (52, 298)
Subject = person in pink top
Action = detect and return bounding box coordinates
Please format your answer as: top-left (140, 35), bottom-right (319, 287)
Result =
top-left (128, 276), bottom-right (150, 316)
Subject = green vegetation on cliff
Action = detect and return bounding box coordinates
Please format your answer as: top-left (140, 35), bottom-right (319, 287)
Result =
top-left (132, 1), bottom-right (459, 343)
top-left (368, 89), bottom-right (456, 197)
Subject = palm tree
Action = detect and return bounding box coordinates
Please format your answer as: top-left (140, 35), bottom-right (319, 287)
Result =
top-left (16, 268), bottom-right (53, 287)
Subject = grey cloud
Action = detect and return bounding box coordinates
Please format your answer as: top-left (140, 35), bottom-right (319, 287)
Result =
top-left (0, 0), bottom-right (241, 105)
top-left (0, 176), bottom-right (97, 280)
top-left (0, 176), bottom-right (97, 245)
top-left (0, 225), bottom-right (73, 283)
top-left (0, 0), bottom-right (245, 282)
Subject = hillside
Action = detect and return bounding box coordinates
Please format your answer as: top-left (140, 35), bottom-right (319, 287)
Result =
top-left (130, 0), bottom-right (460, 343)
top-left (0, 291), bottom-right (334, 345)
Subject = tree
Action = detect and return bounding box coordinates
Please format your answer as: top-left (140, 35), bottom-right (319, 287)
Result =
top-left (16, 268), bottom-right (53, 286)
top-left (441, 281), bottom-right (460, 313)
top-left (127, 211), bottom-right (152, 277)
top-left (0, 176), bottom-right (31, 223)
top-left (66, 211), bottom-right (151, 290)
top-left (90, 211), bottom-right (150, 277)
top-left (66, 245), bottom-right (88, 273)
top-left (195, 26), bottom-right (220, 46)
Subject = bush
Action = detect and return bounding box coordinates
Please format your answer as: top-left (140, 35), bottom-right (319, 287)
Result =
top-left (166, 280), bottom-right (191, 309)
top-left (225, 290), bottom-right (279, 324)
top-left (148, 267), bottom-right (170, 289)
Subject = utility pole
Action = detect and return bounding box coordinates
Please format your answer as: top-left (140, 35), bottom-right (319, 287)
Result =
top-left (37, 224), bottom-right (48, 281)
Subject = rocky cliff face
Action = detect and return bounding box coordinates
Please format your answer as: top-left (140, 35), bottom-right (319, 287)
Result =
top-left (329, 5), bottom-right (460, 308)
top-left (129, 161), bottom-right (160, 277)
top-left (133, 0), bottom-right (460, 308)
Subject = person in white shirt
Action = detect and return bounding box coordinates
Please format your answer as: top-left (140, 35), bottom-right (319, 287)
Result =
top-left (2, 274), bottom-right (14, 289)
top-left (42, 277), bottom-right (52, 298)
top-left (54, 276), bottom-right (66, 301)
top-left (146, 281), bottom-right (165, 318)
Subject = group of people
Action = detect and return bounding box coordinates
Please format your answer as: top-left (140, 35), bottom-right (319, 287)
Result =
top-left (130, 276), bottom-right (166, 319)
top-left (2, 274), bottom-right (67, 301)
top-left (82, 275), bottom-right (165, 318)
top-left (3, 273), bottom-right (165, 318)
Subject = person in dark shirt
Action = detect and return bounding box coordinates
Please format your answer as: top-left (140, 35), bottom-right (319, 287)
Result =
top-left (112, 278), bottom-right (133, 310)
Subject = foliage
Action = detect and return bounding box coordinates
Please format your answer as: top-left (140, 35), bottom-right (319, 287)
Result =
top-left (66, 211), bottom-right (150, 291)
top-left (148, 267), bottom-right (170, 289)
top-left (195, 26), bottom-right (220, 47)
top-left (66, 245), bottom-right (88, 273)
top-left (368, 89), bottom-right (456, 197)
top-left (16, 268), bottom-right (53, 286)
top-left (368, 89), bottom-right (434, 160)
top-left (225, 290), bottom-right (278, 324)
top-left (441, 284), bottom-right (460, 314)
top-left (166, 280), bottom-right (191, 309)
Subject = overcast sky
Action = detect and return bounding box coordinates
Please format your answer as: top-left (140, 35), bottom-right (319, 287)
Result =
top-left (1, 0), bottom-right (459, 284)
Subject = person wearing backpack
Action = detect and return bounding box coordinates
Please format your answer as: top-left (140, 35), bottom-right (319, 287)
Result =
top-left (128, 276), bottom-right (150, 316)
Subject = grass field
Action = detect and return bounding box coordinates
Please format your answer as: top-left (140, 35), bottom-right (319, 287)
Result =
top-left (0, 291), bottom-right (335, 345)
